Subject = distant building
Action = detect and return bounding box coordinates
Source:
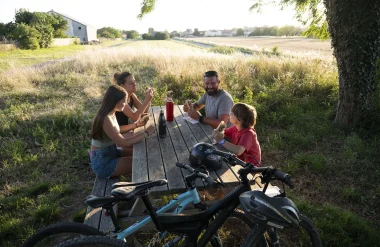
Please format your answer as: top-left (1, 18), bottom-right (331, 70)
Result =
top-left (204, 30), bottom-right (222, 37)
top-left (244, 28), bottom-right (255, 37)
top-left (221, 30), bottom-right (234, 37)
top-left (181, 29), bottom-right (194, 37)
top-left (48, 10), bottom-right (97, 43)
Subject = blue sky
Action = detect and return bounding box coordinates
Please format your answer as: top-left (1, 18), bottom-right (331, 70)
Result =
top-left (0, 0), bottom-right (301, 33)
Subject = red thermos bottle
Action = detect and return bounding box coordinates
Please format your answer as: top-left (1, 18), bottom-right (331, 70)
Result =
top-left (166, 98), bottom-right (174, 121)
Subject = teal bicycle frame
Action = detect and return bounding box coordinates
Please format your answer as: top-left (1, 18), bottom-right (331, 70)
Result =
top-left (115, 188), bottom-right (201, 241)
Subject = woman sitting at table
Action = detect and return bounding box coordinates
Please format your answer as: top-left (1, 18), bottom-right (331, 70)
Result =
top-left (114, 72), bottom-right (154, 135)
top-left (90, 85), bottom-right (155, 178)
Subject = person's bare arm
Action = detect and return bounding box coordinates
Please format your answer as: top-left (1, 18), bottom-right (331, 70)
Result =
top-left (213, 130), bottom-right (245, 155)
top-left (119, 122), bottom-right (138, 134)
top-left (202, 114), bottom-right (229, 129)
top-left (124, 89), bottom-right (154, 121)
top-left (103, 117), bottom-right (155, 148)
top-left (188, 110), bottom-right (229, 129)
top-left (221, 141), bottom-right (246, 155)
top-left (119, 113), bottom-right (150, 134)
top-left (183, 101), bottom-right (204, 112)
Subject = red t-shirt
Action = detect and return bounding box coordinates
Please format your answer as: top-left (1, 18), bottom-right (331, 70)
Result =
top-left (224, 126), bottom-right (261, 166)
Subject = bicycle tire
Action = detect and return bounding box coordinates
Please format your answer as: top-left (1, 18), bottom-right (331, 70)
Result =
top-left (242, 214), bottom-right (322, 247)
top-left (274, 214), bottom-right (322, 247)
top-left (22, 222), bottom-right (104, 247)
top-left (57, 236), bottom-right (129, 247)
top-left (209, 209), bottom-right (268, 247)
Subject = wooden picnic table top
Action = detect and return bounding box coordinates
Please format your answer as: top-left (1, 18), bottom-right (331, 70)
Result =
top-left (132, 105), bottom-right (245, 192)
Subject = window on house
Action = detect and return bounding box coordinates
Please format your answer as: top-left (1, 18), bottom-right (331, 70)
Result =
top-left (78, 27), bottom-right (81, 30)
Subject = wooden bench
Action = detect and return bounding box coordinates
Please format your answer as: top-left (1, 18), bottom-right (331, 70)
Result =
top-left (84, 176), bottom-right (120, 233)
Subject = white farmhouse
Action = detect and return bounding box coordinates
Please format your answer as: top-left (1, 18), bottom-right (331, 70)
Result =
top-left (48, 10), bottom-right (97, 43)
top-left (204, 30), bottom-right (222, 37)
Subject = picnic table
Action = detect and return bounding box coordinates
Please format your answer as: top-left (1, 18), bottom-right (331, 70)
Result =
top-left (85, 104), bottom-right (262, 233)
top-left (132, 105), bottom-right (246, 192)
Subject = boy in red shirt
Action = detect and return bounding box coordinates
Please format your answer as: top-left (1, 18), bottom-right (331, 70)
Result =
top-left (212, 103), bottom-right (261, 166)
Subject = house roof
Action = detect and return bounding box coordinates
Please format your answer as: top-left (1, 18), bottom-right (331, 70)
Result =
top-left (48, 10), bottom-right (96, 28)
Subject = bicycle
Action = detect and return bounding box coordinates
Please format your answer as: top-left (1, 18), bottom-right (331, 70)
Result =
top-left (52, 150), bottom-right (301, 246)
top-left (22, 161), bottom-right (263, 247)
top-left (211, 150), bottom-right (322, 247)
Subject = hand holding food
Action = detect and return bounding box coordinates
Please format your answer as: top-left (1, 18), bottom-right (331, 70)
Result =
top-left (216, 121), bottom-right (226, 133)
top-left (137, 113), bottom-right (150, 127)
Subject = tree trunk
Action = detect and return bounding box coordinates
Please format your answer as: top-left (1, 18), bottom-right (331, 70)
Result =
top-left (324, 0), bottom-right (380, 128)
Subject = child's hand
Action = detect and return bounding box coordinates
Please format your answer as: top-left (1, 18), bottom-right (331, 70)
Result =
top-left (212, 129), bottom-right (224, 142)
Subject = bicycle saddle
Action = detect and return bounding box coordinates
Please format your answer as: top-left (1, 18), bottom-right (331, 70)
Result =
top-left (85, 195), bottom-right (119, 208)
top-left (112, 181), bottom-right (152, 189)
top-left (111, 179), bottom-right (168, 200)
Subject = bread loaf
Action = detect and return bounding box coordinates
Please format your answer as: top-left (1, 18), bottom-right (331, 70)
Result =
top-left (140, 113), bottom-right (150, 124)
top-left (216, 121), bottom-right (226, 132)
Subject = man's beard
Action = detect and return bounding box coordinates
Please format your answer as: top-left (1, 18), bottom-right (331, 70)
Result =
top-left (205, 88), bottom-right (218, 96)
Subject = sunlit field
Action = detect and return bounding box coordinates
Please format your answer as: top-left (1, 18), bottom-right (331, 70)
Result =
top-left (1, 40), bottom-right (379, 246)
top-left (185, 36), bottom-right (333, 57)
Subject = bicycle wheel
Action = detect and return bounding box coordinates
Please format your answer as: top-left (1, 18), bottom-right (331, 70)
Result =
top-left (242, 214), bottom-right (322, 247)
top-left (273, 214), bottom-right (322, 247)
top-left (57, 236), bottom-right (129, 247)
top-left (22, 222), bottom-right (104, 247)
top-left (211, 209), bottom-right (268, 247)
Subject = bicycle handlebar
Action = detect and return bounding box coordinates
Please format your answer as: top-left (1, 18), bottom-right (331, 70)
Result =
top-left (175, 162), bottom-right (214, 186)
top-left (211, 149), bottom-right (294, 189)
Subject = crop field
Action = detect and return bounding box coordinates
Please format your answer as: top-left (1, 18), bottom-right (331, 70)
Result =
top-left (185, 36), bottom-right (333, 57)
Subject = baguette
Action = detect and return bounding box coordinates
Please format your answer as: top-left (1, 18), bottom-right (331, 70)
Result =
top-left (140, 113), bottom-right (150, 124)
top-left (185, 99), bottom-right (192, 110)
top-left (216, 121), bottom-right (226, 133)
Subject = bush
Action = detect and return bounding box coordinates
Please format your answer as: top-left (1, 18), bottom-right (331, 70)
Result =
top-left (154, 32), bottom-right (169, 40)
top-left (11, 23), bottom-right (40, 49)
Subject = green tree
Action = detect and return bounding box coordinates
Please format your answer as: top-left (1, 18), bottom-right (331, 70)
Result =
top-left (154, 32), bottom-right (169, 40)
top-left (124, 30), bottom-right (139, 39)
top-left (148, 27), bottom-right (154, 35)
top-left (138, 0), bottom-right (380, 129)
top-left (170, 31), bottom-right (180, 38)
top-left (142, 33), bottom-right (152, 40)
top-left (14, 8), bottom-right (34, 25)
top-left (97, 27), bottom-right (121, 39)
top-left (11, 23), bottom-right (40, 49)
top-left (50, 13), bottom-right (68, 38)
top-left (30, 12), bottom-right (56, 48)
top-left (0, 22), bottom-right (15, 39)
top-left (236, 28), bottom-right (245, 36)
top-left (193, 28), bottom-right (200, 36)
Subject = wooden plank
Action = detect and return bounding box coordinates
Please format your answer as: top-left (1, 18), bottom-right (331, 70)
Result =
top-left (171, 105), bottom-right (204, 188)
top-left (84, 177), bottom-right (107, 229)
top-left (152, 106), bottom-right (186, 191)
top-left (132, 122), bottom-right (148, 183)
top-left (145, 107), bottom-right (168, 192)
top-left (99, 177), bottom-right (119, 233)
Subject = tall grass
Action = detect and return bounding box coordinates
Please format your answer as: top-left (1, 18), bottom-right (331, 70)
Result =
top-left (1, 41), bottom-right (379, 246)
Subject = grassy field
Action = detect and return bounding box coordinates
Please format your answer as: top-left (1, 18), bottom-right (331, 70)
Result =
top-left (0, 40), bottom-right (134, 72)
top-left (0, 40), bottom-right (379, 246)
top-left (185, 36), bottom-right (333, 57)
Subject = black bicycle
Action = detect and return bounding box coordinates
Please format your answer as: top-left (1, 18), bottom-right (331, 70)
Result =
top-left (56, 144), bottom-right (310, 247)
top-left (23, 144), bottom-right (265, 247)
top-left (213, 149), bottom-right (322, 247)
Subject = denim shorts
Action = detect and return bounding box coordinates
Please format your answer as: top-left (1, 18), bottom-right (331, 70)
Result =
top-left (89, 144), bottom-right (121, 179)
